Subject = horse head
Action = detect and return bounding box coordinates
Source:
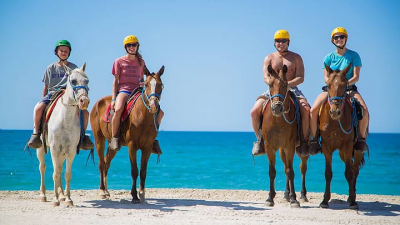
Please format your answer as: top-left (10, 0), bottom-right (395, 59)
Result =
top-left (267, 65), bottom-right (289, 117)
top-left (143, 65), bottom-right (164, 114)
top-left (324, 63), bottom-right (351, 120)
top-left (64, 63), bottom-right (90, 110)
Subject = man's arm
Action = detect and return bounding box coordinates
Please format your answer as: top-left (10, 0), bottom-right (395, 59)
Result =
top-left (288, 55), bottom-right (305, 87)
top-left (263, 55), bottom-right (272, 85)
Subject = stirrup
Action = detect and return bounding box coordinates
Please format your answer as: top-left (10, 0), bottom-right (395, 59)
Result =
top-left (28, 133), bottom-right (42, 149)
top-left (152, 140), bottom-right (162, 155)
top-left (308, 140), bottom-right (321, 155)
top-left (110, 137), bottom-right (121, 152)
top-left (354, 138), bottom-right (368, 153)
top-left (80, 135), bottom-right (94, 150)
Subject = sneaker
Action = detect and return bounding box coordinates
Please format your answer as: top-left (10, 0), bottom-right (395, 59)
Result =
top-left (252, 140), bottom-right (265, 156)
top-left (296, 141), bottom-right (309, 157)
top-left (110, 137), bottom-right (121, 151)
top-left (28, 133), bottom-right (42, 149)
top-left (309, 140), bottom-right (322, 155)
top-left (354, 138), bottom-right (368, 153)
top-left (152, 140), bottom-right (162, 155)
top-left (80, 135), bottom-right (94, 150)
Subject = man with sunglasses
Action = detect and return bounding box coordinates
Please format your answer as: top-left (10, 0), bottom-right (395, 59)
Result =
top-left (109, 35), bottom-right (164, 154)
top-left (309, 27), bottom-right (369, 154)
top-left (27, 40), bottom-right (94, 150)
top-left (250, 30), bottom-right (310, 157)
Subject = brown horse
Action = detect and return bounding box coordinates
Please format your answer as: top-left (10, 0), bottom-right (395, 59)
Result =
top-left (90, 66), bottom-right (164, 203)
top-left (319, 63), bottom-right (365, 209)
top-left (262, 65), bottom-right (307, 208)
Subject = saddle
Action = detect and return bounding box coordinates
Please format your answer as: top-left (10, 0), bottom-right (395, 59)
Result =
top-left (103, 87), bottom-right (142, 123)
top-left (39, 89), bottom-right (65, 153)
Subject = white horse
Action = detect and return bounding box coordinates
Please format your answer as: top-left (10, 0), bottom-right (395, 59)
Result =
top-left (36, 63), bottom-right (90, 206)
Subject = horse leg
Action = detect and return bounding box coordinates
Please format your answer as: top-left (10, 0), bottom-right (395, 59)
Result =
top-left (64, 152), bottom-right (76, 206)
top-left (265, 149), bottom-right (276, 207)
top-left (104, 145), bottom-right (117, 198)
top-left (51, 153), bottom-right (64, 206)
top-left (138, 148), bottom-right (152, 203)
top-left (299, 155), bottom-right (309, 202)
top-left (343, 147), bottom-right (358, 209)
top-left (36, 146), bottom-right (47, 202)
top-left (128, 146), bottom-right (140, 204)
top-left (284, 148), bottom-right (300, 208)
top-left (320, 150), bottom-right (333, 208)
top-left (95, 136), bottom-right (107, 199)
top-left (280, 150), bottom-right (290, 202)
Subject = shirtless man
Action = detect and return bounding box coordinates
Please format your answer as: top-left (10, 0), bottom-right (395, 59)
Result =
top-left (250, 30), bottom-right (310, 156)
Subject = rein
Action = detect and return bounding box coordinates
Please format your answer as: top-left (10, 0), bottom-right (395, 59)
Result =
top-left (270, 89), bottom-right (296, 124)
top-left (140, 80), bottom-right (162, 131)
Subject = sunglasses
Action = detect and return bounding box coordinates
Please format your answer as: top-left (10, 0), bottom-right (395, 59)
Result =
top-left (126, 43), bottom-right (138, 47)
top-left (333, 35), bottom-right (346, 40)
top-left (275, 39), bottom-right (288, 44)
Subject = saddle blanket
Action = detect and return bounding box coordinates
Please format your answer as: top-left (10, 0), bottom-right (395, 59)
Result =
top-left (102, 92), bottom-right (141, 123)
top-left (45, 91), bottom-right (65, 123)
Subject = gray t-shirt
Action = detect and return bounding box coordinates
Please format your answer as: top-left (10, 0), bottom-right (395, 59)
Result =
top-left (42, 62), bottom-right (78, 91)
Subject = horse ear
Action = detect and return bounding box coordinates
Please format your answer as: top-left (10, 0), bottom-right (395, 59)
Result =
top-left (341, 63), bottom-right (352, 76)
top-left (158, 65), bottom-right (165, 76)
top-left (282, 65), bottom-right (287, 73)
top-left (81, 62), bottom-right (86, 72)
top-left (144, 65), bottom-right (150, 76)
top-left (324, 63), bottom-right (333, 74)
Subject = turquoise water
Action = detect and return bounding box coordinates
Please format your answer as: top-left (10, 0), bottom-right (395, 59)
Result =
top-left (0, 130), bottom-right (399, 195)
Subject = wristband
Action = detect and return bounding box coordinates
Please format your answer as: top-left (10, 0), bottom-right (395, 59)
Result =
top-left (111, 99), bottom-right (116, 102)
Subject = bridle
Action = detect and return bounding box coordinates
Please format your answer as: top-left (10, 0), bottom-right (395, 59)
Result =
top-left (269, 77), bottom-right (296, 124)
top-left (327, 83), bottom-right (347, 111)
top-left (62, 73), bottom-right (89, 106)
top-left (140, 75), bottom-right (163, 131)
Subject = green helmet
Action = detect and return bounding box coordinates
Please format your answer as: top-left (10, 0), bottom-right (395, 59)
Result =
top-left (54, 40), bottom-right (72, 56)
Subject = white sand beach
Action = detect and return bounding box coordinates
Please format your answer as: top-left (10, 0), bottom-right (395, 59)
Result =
top-left (0, 189), bottom-right (399, 225)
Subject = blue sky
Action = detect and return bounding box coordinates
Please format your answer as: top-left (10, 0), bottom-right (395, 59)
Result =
top-left (1, 0), bottom-right (399, 133)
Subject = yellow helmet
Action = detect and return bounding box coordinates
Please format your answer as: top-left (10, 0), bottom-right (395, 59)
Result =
top-left (274, 30), bottom-right (290, 40)
top-left (123, 35), bottom-right (139, 46)
top-left (331, 27), bottom-right (348, 41)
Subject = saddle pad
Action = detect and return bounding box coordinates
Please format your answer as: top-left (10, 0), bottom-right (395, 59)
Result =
top-left (102, 92), bottom-right (141, 123)
top-left (45, 91), bottom-right (65, 123)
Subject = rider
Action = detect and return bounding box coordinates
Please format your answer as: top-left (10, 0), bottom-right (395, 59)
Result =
top-left (27, 40), bottom-right (94, 150)
top-left (110, 35), bottom-right (164, 154)
top-left (309, 27), bottom-right (369, 154)
top-left (250, 30), bottom-right (310, 156)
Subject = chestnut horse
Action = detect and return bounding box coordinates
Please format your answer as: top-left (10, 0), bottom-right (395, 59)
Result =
top-left (90, 66), bottom-right (164, 203)
top-left (319, 63), bottom-right (365, 209)
top-left (262, 65), bottom-right (307, 208)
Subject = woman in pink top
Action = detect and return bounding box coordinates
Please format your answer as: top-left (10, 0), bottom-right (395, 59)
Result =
top-left (110, 35), bottom-right (164, 154)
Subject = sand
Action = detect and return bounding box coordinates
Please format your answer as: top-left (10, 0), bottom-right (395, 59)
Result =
top-left (0, 189), bottom-right (399, 225)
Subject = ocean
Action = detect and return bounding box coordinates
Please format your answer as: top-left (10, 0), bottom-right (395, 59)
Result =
top-left (0, 130), bottom-right (399, 196)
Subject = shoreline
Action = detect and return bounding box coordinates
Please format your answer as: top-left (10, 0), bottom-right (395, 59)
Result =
top-left (1, 189), bottom-right (399, 225)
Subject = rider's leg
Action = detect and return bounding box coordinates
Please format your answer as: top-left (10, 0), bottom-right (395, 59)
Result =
top-left (297, 99), bottom-right (310, 156)
top-left (152, 109), bottom-right (164, 155)
top-left (110, 93), bottom-right (129, 151)
top-left (309, 92), bottom-right (327, 155)
top-left (351, 92), bottom-right (369, 152)
top-left (80, 110), bottom-right (94, 150)
top-left (250, 98), bottom-right (265, 155)
top-left (28, 102), bottom-right (47, 148)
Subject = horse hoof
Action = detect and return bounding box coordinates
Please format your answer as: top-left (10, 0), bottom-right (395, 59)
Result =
top-left (40, 196), bottom-right (47, 202)
top-left (349, 203), bottom-right (359, 210)
top-left (59, 197), bottom-right (66, 202)
top-left (131, 198), bottom-right (141, 204)
top-left (319, 202), bottom-right (329, 209)
top-left (99, 194), bottom-right (107, 199)
top-left (52, 201), bottom-right (60, 207)
top-left (290, 200), bottom-right (300, 208)
top-left (265, 199), bottom-right (274, 207)
top-left (139, 192), bottom-right (146, 203)
top-left (65, 200), bottom-right (74, 206)
top-left (299, 196), bottom-right (309, 203)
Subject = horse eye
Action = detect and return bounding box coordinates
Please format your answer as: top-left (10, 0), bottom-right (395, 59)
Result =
top-left (161, 84), bottom-right (164, 89)
top-left (71, 79), bottom-right (77, 86)
top-left (84, 79), bottom-right (89, 85)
